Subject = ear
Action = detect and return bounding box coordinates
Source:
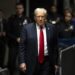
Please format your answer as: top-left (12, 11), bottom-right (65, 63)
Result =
top-left (45, 18), bottom-right (47, 22)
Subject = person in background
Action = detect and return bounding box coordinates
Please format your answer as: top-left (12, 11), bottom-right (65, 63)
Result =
top-left (72, 11), bottom-right (75, 26)
top-left (58, 10), bottom-right (75, 49)
top-left (48, 5), bottom-right (61, 25)
top-left (19, 8), bottom-right (59, 75)
top-left (58, 10), bottom-right (75, 38)
top-left (7, 3), bottom-right (31, 75)
top-left (0, 9), bottom-right (7, 68)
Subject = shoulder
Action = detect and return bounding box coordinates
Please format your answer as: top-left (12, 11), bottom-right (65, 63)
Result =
top-left (23, 16), bottom-right (31, 23)
top-left (8, 15), bottom-right (16, 20)
top-left (24, 16), bottom-right (30, 19)
top-left (23, 23), bottom-right (34, 29)
top-left (46, 22), bottom-right (55, 29)
top-left (22, 15), bottom-right (31, 20)
top-left (46, 23), bottom-right (58, 34)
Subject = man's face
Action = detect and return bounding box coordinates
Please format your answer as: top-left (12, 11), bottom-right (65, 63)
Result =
top-left (34, 11), bottom-right (46, 26)
top-left (64, 13), bottom-right (72, 22)
top-left (16, 5), bottom-right (24, 15)
top-left (51, 6), bottom-right (57, 13)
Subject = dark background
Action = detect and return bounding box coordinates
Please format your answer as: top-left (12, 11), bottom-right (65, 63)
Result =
top-left (21, 0), bottom-right (63, 19)
top-left (61, 46), bottom-right (75, 75)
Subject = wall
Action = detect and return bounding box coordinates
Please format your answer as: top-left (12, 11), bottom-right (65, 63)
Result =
top-left (0, 0), bottom-right (16, 19)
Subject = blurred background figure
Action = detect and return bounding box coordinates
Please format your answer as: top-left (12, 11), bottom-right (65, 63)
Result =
top-left (0, 9), bottom-right (7, 68)
top-left (58, 10), bottom-right (75, 38)
top-left (72, 11), bottom-right (75, 26)
top-left (58, 9), bottom-right (75, 49)
top-left (63, 0), bottom-right (75, 12)
top-left (48, 5), bottom-right (61, 25)
top-left (7, 3), bottom-right (31, 75)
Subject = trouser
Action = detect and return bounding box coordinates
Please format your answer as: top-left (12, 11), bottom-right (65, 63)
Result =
top-left (33, 56), bottom-right (55, 75)
top-left (0, 38), bottom-right (6, 67)
top-left (8, 43), bottom-right (20, 75)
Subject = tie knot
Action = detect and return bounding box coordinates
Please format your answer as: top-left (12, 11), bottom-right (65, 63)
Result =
top-left (40, 26), bottom-right (43, 30)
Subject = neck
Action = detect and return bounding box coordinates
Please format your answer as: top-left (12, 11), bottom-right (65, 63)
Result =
top-left (17, 14), bottom-right (23, 17)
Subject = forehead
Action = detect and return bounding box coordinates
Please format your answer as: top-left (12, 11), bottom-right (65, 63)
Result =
top-left (65, 13), bottom-right (72, 16)
top-left (16, 5), bottom-right (23, 8)
top-left (51, 6), bottom-right (56, 9)
top-left (52, 6), bottom-right (56, 9)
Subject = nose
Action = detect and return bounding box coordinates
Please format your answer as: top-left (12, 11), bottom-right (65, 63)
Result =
top-left (39, 16), bottom-right (42, 20)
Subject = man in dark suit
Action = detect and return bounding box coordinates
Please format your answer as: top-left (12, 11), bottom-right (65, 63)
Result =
top-left (48, 5), bottom-right (61, 25)
top-left (0, 9), bottom-right (7, 68)
top-left (7, 3), bottom-right (31, 75)
top-left (19, 8), bottom-right (59, 75)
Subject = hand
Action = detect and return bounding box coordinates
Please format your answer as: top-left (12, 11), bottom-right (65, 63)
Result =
top-left (17, 37), bottom-right (20, 43)
top-left (54, 65), bottom-right (59, 73)
top-left (19, 63), bottom-right (27, 73)
top-left (2, 32), bottom-right (6, 36)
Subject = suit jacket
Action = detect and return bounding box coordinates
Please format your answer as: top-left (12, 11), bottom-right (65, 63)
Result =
top-left (0, 19), bottom-right (7, 33)
top-left (58, 21), bottom-right (75, 38)
top-left (7, 15), bottom-right (31, 45)
top-left (0, 19), bottom-right (7, 42)
top-left (19, 23), bottom-right (58, 75)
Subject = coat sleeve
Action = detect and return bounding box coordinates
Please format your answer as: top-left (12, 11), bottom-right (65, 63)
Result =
top-left (52, 25), bottom-right (59, 65)
top-left (19, 25), bottom-right (27, 64)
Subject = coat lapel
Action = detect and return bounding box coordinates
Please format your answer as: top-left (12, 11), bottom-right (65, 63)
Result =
top-left (32, 23), bottom-right (38, 56)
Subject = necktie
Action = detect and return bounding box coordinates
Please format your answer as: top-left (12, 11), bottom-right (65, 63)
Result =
top-left (38, 27), bottom-right (44, 64)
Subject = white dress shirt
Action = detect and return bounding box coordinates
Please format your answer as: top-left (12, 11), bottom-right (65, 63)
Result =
top-left (36, 24), bottom-right (48, 56)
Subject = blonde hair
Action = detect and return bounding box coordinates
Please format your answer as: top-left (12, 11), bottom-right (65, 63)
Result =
top-left (34, 8), bottom-right (47, 16)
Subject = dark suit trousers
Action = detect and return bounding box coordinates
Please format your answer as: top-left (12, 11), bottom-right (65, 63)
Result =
top-left (33, 56), bottom-right (50, 75)
top-left (0, 37), bottom-right (6, 67)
